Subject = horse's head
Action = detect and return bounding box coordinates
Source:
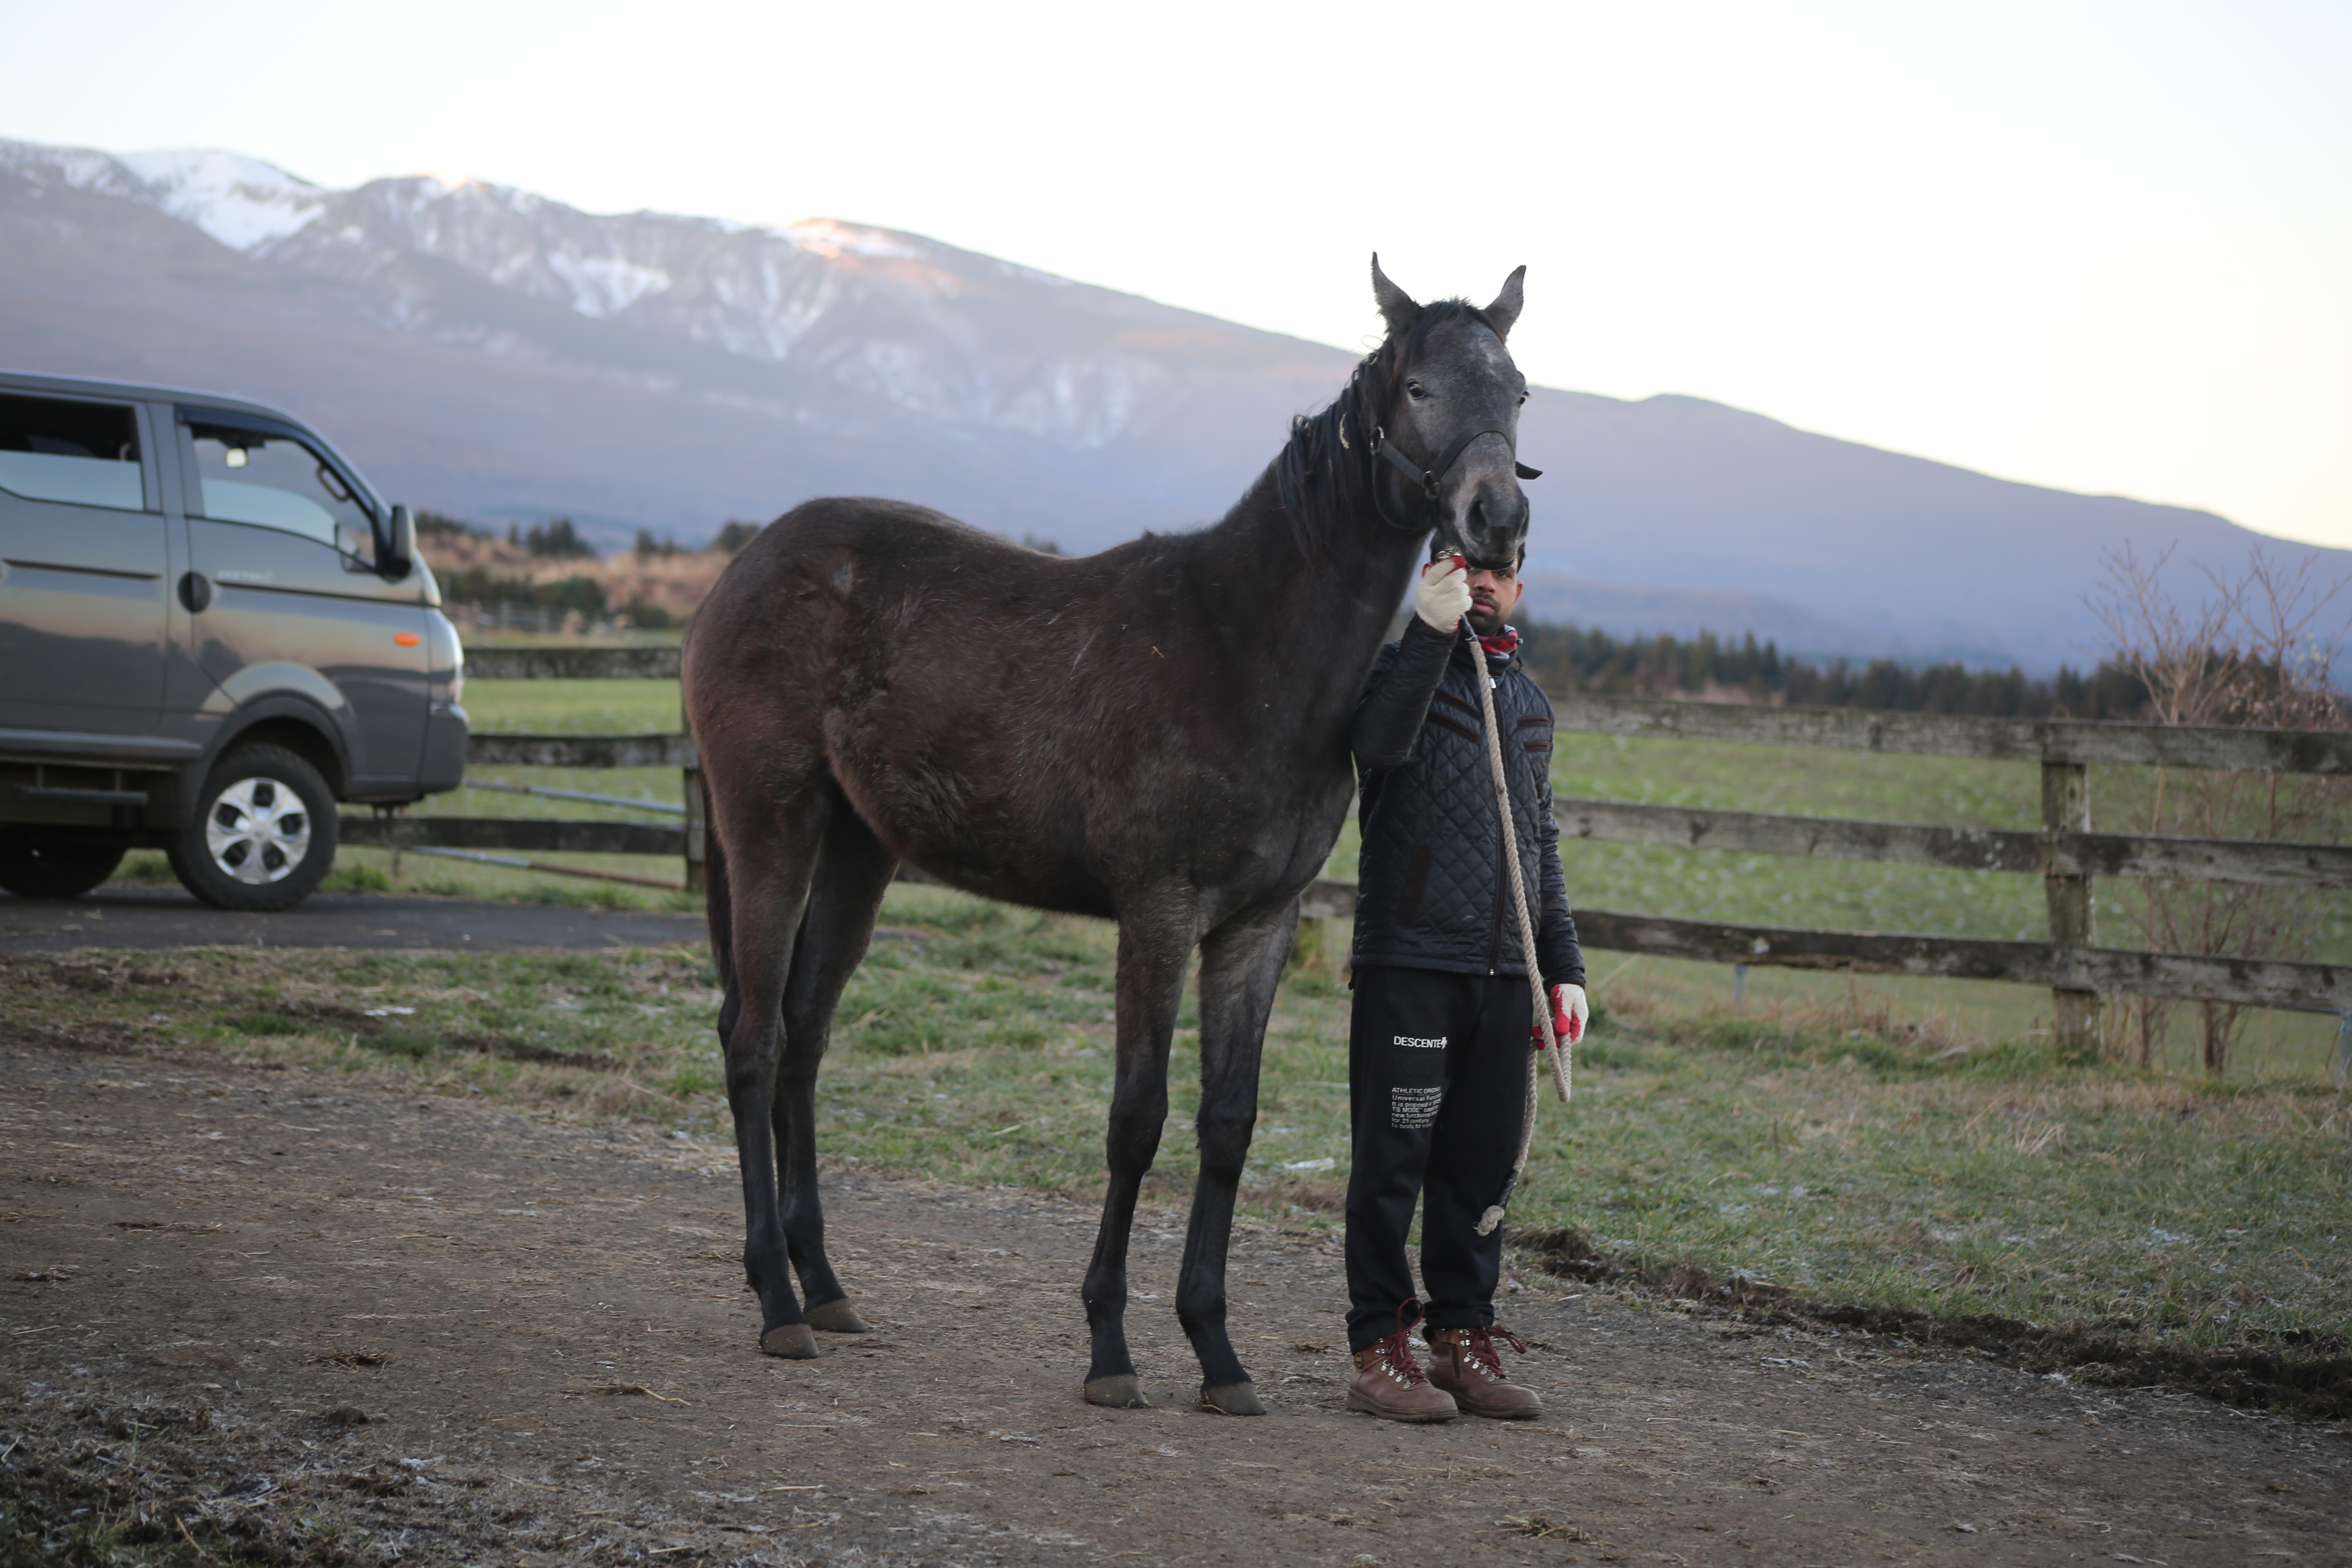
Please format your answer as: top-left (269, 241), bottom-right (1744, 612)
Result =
top-left (1368, 256), bottom-right (1532, 572)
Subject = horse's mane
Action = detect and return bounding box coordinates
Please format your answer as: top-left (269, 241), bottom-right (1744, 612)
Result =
top-left (1272, 297), bottom-right (1494, 561)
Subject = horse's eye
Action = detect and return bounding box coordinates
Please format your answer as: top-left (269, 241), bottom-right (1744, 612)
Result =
top-left (1517, 392), bottom-right (1528, 405)
top-left (1406, 381), bottom-right (1428, 401)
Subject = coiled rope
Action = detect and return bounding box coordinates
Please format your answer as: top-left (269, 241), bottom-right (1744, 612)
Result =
top-left (1470, 618), bottom-right (1571, 1238)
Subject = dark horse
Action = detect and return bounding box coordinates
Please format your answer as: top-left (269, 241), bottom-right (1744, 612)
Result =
top-left (682, 258), bottom-right (1535, 1414)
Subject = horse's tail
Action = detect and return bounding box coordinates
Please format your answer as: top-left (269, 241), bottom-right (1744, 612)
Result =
top-left (700, 772), bottom-right (735, 994)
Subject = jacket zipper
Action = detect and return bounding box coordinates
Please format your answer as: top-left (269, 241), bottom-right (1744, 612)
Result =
top-left (1486, 666), bottom-right (1506, 976)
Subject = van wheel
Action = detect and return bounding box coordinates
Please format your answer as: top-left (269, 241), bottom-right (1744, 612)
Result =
top-left (168, 745), bottom-right (339, 912)
top-left (0, 835), bottom-right (126, 899)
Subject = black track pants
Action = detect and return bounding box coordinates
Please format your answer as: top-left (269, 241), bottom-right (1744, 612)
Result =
top-left (1343, 964), bottom-right (1533, 1352)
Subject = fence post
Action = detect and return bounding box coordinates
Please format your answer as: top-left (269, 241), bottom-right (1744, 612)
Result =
top-left (2042, 759), bottom-right (2097, 1053)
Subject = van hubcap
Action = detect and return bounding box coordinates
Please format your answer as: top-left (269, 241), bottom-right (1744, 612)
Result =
top-left (205, 778), bottom-right (310, 884)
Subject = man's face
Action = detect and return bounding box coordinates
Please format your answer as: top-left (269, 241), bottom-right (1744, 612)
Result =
top-left (1464, 559), bottom-right (1524, 635)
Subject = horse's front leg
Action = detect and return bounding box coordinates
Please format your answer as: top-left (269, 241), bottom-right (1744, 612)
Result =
top-left (1177, 898), bottom-right (1296, 1416)
top-left (1082, 897), bottom-right (1196, 1408)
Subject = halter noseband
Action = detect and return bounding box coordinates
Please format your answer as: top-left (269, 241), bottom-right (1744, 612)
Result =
top-left (1368, 422), bottom-right (1543, 540)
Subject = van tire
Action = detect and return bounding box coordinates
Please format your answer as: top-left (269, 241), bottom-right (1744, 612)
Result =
top-left (168, 745), bottom-right (339, 912)
top-left (0, 836), bottom-right (126, 899)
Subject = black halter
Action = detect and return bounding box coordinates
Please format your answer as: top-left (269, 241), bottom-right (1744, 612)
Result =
top-left (1367, 423), bottom-right (1543, 537)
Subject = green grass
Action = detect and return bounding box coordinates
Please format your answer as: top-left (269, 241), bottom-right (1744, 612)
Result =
top-left (463, 676), bottom-right (683, 735)
top-left (1549, 998), bottom-right (2351, 1347)
top-left (18, 884), bottom-right (2348, 1356)
top-left (1559, 731), bottom-right (2043, 826)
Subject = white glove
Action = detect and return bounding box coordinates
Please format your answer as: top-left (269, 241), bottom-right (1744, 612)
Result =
top-left (1534, 982), bottom-right (1590, 1047)
top-left (1414, 554), bottom-right (1471, 633)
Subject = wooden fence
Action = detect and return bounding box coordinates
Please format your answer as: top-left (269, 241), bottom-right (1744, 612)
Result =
top-left (342, 646), bottom-right (2352, 1054)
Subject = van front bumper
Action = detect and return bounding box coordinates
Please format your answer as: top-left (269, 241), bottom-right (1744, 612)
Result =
top-left (420, 703), bottom-right (469, 795)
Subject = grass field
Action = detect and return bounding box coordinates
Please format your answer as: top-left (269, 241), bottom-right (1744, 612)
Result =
top-left (18, 882), bottom-right (2348, 1360)
top-left (177, 671), bottom-right (2346, 1080)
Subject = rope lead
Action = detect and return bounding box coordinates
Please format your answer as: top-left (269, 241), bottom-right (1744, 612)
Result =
top-left (1469, 618), bottom-right (1570, 1238)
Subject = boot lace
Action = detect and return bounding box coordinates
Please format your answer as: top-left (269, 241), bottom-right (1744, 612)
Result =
top-left (1366, 1299), bottom-right (1431, 1386)
top-left (1456, 1323), bottom-right (1527, 1380)
top-left (1368, 1330), bottom-right (1429, 1386)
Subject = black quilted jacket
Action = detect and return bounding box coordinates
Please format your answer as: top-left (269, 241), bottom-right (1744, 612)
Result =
top-left (1348, 618), bottom-right (1584, 987)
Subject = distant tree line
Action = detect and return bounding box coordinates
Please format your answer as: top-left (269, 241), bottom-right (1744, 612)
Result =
top-left (413, 510), bottom-right (481, 541)
top-left (435, 567), bottom-right (608, 615)
top-left (414, 512), bottom-right (773, 628)
top-left (416, 511), bottom-right (765, 559)
top-left (1514, 624), bottom-right (2156, 719)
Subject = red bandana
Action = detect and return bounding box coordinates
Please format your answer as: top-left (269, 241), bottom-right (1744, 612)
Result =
top-left (1476, 626), bottom-right (1520, 659)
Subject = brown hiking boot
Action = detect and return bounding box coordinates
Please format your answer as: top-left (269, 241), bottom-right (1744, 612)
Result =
top-left (1346, 1331), bottom-right (1459, 1423)
top-left (1425, 1325), bottom-right (1543, 1419)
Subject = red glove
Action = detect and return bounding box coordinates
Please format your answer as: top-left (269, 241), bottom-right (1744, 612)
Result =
top-left (1533, 983), bottom-right (1588, 1047)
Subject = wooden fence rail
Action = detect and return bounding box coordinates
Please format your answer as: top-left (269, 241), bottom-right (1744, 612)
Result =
top-left (468, 734), bottom-right (697, 769)
top-left (428, 651), bottom-right (2352, 1040)
top-left (379, 791), bottom-right (2352, 895)
top-left (1290, 883), bottom-right (2352, 1012)
top-left (1554, 796), bottom-right (2352, 889)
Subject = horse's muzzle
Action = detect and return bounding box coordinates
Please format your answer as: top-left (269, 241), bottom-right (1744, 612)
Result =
top-left (1447, 480), bottom-right (1529, 573)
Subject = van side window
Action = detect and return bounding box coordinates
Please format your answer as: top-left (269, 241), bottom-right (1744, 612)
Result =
top-left (0, 395), bottom-right (145, 510)
top-left (187, 421), bottom-right (375, 564)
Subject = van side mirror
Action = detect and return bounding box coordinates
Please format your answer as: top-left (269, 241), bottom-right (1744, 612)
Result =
top-left (383, 504), bottom-right (416, 579)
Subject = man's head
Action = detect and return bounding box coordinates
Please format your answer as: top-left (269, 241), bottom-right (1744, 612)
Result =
top-left (1435, 544), bottom-right (1525, 636)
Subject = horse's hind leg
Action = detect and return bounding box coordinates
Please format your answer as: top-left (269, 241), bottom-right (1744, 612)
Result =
top-left (1177, 897), bottom-right (1297, 1416)
top-left (713, 784), bottom-right (830, 1359)
top-left (774, 792), bottom-right (897, 1334)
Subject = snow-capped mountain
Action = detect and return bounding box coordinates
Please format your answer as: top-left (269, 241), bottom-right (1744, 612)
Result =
top-left (111, 148), bottom-right (330, 251)
top-left (4, 140), bottom-right (1223, 457)
top-left (0, 135), bottom-right (2329, 667)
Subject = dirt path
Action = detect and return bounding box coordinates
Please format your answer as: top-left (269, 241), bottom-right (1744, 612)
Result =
top-left (4, 1038), bottom-right (2345, 1567)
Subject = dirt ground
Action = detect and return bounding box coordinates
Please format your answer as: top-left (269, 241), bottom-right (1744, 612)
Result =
top-left (4, 1035), bottom-right (2347, 1568)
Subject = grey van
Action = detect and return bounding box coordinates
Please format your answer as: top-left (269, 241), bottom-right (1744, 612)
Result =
top-left (0, 372), bottom-right (466, 910)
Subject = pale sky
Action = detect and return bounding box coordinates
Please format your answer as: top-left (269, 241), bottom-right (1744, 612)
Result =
top-left (5, 0), bottom-right (2347, 547)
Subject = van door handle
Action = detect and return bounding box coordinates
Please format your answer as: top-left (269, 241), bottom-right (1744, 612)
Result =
top-left (178, 572), bottom-right (213, 612)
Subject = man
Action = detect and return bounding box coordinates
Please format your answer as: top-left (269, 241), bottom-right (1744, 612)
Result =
top-left (1341, 548), bottom-right (1589, 1423)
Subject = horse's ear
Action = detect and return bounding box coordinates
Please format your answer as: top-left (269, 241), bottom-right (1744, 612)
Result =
top-left (1485, 265), bottom-right (1526, 340)
top-left (1371, 253), bottom-right (1422, 339)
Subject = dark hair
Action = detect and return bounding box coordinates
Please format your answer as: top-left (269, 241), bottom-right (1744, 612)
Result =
top-left (1272, 298), bottom-right (1496, 561)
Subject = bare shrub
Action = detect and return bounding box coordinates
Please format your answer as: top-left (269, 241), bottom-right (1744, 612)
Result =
top-left (2087, 545), bottom-right (2352, 1073)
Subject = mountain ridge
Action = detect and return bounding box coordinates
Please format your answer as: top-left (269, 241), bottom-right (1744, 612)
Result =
top-left (0, 136), bottom-right (2331, 670)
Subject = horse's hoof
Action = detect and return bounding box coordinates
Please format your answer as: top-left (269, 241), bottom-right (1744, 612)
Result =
top-left (758, 1323), bottom-right (818, 1359)
top-left (1083, 1375), bottom-right (1150, 1409)
top-left (1198, 1381), bottom-right (1265, 1417)
top-left (805, 1298), bottom-right (869, 1334)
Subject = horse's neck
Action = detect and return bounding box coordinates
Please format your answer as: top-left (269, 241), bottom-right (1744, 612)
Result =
top-left (1211, 478), bottom-right (1424, 737)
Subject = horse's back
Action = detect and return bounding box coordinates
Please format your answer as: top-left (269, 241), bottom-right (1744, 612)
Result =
top-left (683, 493), bottom-right (1336, 920)
top-left (692, 497), bottom-right (1096, 664)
